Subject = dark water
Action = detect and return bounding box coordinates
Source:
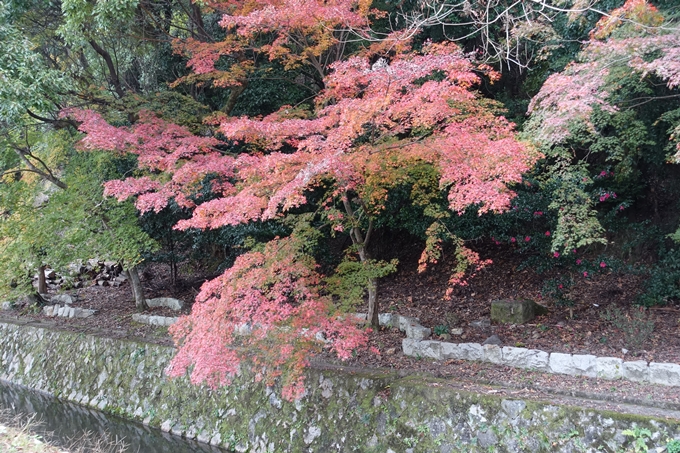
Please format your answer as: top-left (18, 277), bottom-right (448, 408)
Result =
top-left (0, 381), bottom-right (228, 453)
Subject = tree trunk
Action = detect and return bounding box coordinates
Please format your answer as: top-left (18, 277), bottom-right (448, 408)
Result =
top-left (342, 194), bottom-right (379, 328)
top-left (126, 265), bottom-right (148, 310)
top-left (37, 265), bottom-right (47, 294)
top-left (367, 277), bottom-right (379, 328)
top-left (222, 82), bottom-right (247, 116)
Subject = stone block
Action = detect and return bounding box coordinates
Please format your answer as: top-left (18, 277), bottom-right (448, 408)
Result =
top-left (146, 297), bottom-right (184, 311)
top-left (596, 357), bottom-right (623, 380)
top-left (570, 354), bottom-right (597, 378)
top-left (378, 313), bottom-right (395, 327)
top-left (501, 347), bottom-right (549, 371)
top-left (483, 344), bottom-right (502, 364)
top-left (67, 307), bottom-right (75, 318)
top-left (419, 341), bottom-right (443, 360)
top-left (501, 399), bottom-right (526, 420)
top-left (623, 361), bottom-right (649, 383)
top-left (398, 315), bottom-right (419, 332)
top-left (547, 352), bottom-right (597, 378)
top-left (74, 308), bottom-right (95, 318)
top-left (490, 299), bottom-right (537, 324)
top-left (43, 306), bottom-right (54, 317)
top-left (405, 323), bottom-right (431, 341)
top-left (131, 313), bottom-right (147, 324)
top-left (51, 294), bottom-right (73, 305)
top-left (549, 353), bottom-right (574, 375)
top-left (440, 342), bottom-right (461, 359)
top-left (402, 338), bottom-right (420, 356)
top-left (648, 362), bottom-right (680, 386)
top-left (441, 342), bottom-right (483, 361)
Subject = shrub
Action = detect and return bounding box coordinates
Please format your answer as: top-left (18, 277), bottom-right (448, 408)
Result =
top-left (600, 306), bottom-right (655, 350)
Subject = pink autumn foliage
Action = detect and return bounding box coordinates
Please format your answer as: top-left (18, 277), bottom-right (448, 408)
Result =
top-left (167, 236), bottom-right (369, 400)
top-left (66, 40), bottom-right (538, 400)
top-left (528, 1), bottom-right (680, 146)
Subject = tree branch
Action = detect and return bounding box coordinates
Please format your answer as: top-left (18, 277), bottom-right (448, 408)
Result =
top-left (88, 40), bottom-right (125, 98)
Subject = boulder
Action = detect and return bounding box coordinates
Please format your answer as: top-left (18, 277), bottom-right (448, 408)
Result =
top-left (146, 297), bottom-right (184, 311)
top-left (482, 334), bottom-right (503, 346)
top-left (490, 299), bottom-right (547, 325)
top-left (51, 294), bottom-right (74, 305)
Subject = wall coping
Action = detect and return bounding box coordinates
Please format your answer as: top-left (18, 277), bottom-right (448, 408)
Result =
top-left (355, 312), bottom-right (680, 387)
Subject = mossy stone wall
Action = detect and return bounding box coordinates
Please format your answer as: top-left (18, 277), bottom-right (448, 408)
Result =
top-left (0, 321), bottom-right (678, 452)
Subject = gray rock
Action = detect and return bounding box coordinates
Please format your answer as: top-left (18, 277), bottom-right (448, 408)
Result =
top-left (623, 361), bottom-right (650, 383)
top-left (549, 352), bottom-right (574, 375)
top-left (419, 340), bottom-right (442, 360)
top-left (405, 322), bottom-right (431, 341)
top-left (145, 297), bottom-right (184, 311)
top-left (42, 305), bottom-right (54, 316)
top-left (596, 357), bottom-right (624, 380)
top-left (548, 352), bottom-right (598, 377)
top-left (469, 319), bottom-right (490, 329)
top-left (398, 315), bottom-right (420, 332)
top-left (303, 426), bottom-right (321, 445)
top-left (209, 433), bottom-right (222, 447)
top-left (501, 347), bottom-right (549, 371)
top-left (74, 308), bottom-right (96, 318)
top-left (51, 294), bottom-right (74, 305)
top-left (132, 313), bottom-right (148, 324)
top-left (477, 429), bottom-right (498, 449)
top-left (570, 354), bottom-right (598, 378)
top-left (648, 362), bottom-right (680, 386)
top-left (1, 301), bottom-right (13, 310)
top-left (160, 420), bottom-right (173, 432)
top-left (378, 313), bottom-right (395, 327)
top-left (490, 299), bottom-right (541, 324)
top-left (501, 399), bottom-right (526, 419)
top-left (450, 328), bottom-right (463, 335)
top-left (483, 344), bottom-right (502, 364)
top-left (482, 334), bottom-right (503, 345)
top-left (441, 342), bottom-right (484, 361)
top-left (402, 338), bottom-right (420, 356)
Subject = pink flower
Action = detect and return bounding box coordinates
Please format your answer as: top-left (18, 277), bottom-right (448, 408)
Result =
top-left (558, 284), bottom-right (563, 289)
top-left (525, 236), bottom-right (531, 242)
top-left (583, 271), bottom-right (588, 277)
top-left (545, 231), bottom-right (551, 236)
top-left (576, 259), bottom-right (582, 265)
top-left (553, 252), bottom-right (560, 258)
top-left (600, 170), bottom-right (607, 176)
top-left (599, 261), bottom-right (606, 268)
top-left (534, 211), bottom-right (543, 216)
top-left (510, 237), bottom-right (516, 243)
top-left (572, 249), bottom-right (577, 254)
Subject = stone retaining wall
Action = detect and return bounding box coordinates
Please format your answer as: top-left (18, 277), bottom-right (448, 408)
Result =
top-left (393, 315), bottom-right (680, 387)
top-left (0, 320), bottom-right (679, 453)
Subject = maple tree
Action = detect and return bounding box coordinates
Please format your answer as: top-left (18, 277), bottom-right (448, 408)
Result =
top-left (66, 34), bottom-right (538, 397)
top-left (171, 0), bottom-right (391, 115)
top-left (524, 0), bottom-right (680, 254)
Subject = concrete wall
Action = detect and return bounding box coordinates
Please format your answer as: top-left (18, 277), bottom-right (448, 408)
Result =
top-left (0, 321), bottom-right (678, 453)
